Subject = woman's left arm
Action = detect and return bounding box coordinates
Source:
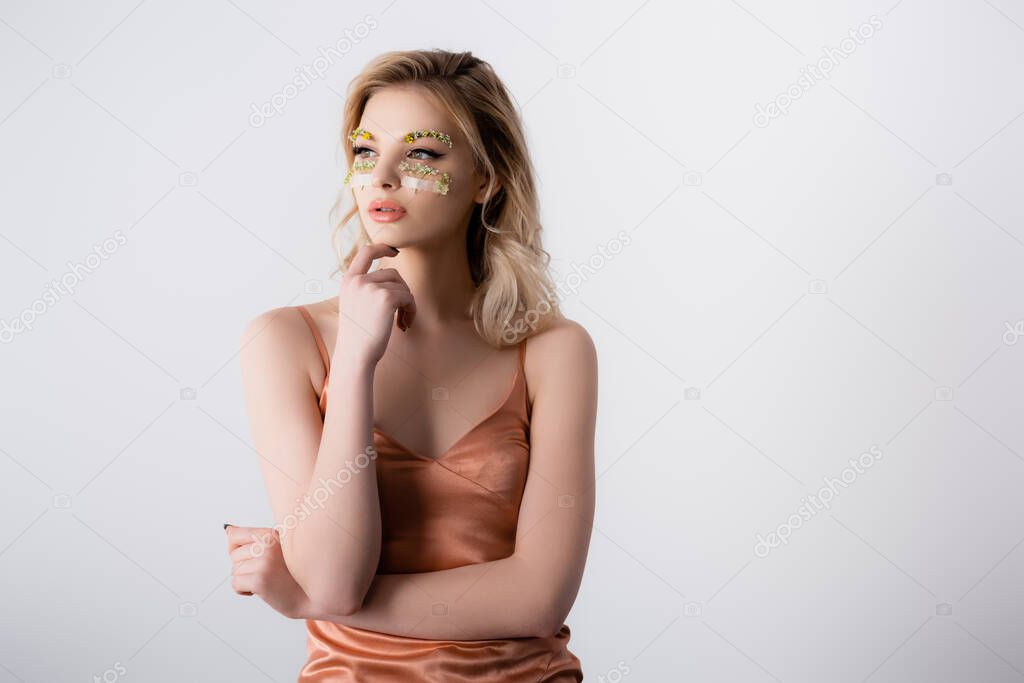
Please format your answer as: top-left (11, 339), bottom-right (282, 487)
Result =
top-left (306, 320), bottom-right (598, 640)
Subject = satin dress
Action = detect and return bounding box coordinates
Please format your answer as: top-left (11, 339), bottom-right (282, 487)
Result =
top-left (296, 306), bottom-right (583, 682)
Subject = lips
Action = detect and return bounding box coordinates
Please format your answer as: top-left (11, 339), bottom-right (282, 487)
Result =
top-left (369, 199), bottom-right (406, 213)
top-left (368, 198), bottom-right (406, 223)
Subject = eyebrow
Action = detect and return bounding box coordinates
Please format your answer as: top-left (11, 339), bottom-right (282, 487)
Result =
top-left (349, 127), bottom-right (373, 143)
top-left (402, 129), bottom-right (453, 149)
top-left (349, 127), bottom-right (454, 149)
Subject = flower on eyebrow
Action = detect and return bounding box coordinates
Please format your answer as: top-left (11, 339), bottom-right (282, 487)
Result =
top-left (349, 128), bottom-right (373, 143)
top-left (403, 129), bottom-right (453, 148)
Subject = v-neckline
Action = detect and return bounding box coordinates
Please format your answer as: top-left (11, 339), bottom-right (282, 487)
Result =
top-left (371, 364), bottom-right (522, 462)
top-left (319, 359), bottom-right (524, 463)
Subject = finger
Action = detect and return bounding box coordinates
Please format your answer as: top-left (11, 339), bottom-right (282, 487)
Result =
top-left (226, 526), bottom-right (277, 551)
top-left (232, 557), bottom-right (259, 574)
top-left (362, 270), bottom-right (417, 329)
top-left (225, 525), bottom-right (274, 539)
top-left (366, 282), bottom-right (408, 293)
top-left (230, 543), bottom-right (264, 563)
top-left (231, 574), bottom-right (258, 596)
top-left (361, 267), bottom-right (408, 287)
top-left (380, 288), bottom-right (415, 322)
top-left (229, 538), bottom-right (278, 563)
top-left (346, 243), bottom-right (400, 277)
top-left (225, 526), bottom-right (270, 552)
top-left (391, 288), bottom-right (415, 328)
top-left (361, 269), bottom-right (416, 328)
top-left (392, 291), bottom-right (416, 332)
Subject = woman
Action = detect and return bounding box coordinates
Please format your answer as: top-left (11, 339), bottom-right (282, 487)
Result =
top-left (226, 49), bottom-right (597, 681)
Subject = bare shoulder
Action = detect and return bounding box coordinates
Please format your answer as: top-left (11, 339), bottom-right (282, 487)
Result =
top-left (240, 305), bottom-right (302, 352)
top-left (524, 317), bottom-right (598, 395)
top-left (239, 304), bottom-right (320, 379)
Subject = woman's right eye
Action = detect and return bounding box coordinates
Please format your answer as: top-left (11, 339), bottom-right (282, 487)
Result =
top-left (353, 146), bottom-right (376, 157)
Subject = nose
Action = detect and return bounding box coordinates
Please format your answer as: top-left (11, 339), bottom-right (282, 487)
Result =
top-left (370, 159), bottom-right (401, 190)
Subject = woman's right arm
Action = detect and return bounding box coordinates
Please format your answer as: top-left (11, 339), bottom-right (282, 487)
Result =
top-left (239, 243), bottom-right (412, 615)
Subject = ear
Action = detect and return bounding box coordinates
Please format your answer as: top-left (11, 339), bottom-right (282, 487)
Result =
top-left (473, 176), bottom-right (501, 204)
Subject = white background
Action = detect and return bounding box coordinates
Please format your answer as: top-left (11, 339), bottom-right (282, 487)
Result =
top-left (2, 0), bottom-right (1023, 681)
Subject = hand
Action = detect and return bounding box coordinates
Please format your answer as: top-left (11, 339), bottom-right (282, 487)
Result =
top-left (336, 243), bottom-right (417, 366)
top-left (225, 525), bottom-right (312, 620)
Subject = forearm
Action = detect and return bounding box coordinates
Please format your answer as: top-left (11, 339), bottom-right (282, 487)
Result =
top-left (300, 554), bottom-right (555, 640)
top-left (283, 359), bottom-right (382, 613)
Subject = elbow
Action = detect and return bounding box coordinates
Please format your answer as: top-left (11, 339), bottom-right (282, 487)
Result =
top-left (312, 563), bottom-right (377, 617)
top-left (532, 615), bottom-right (565, 639)
top-left (305, 579), bottom-right (367, 617)
top-left (286, 560), bottom-right (366, 617)
top-left (323, 596), bottom-right (364, 617)
top-left (529, 602), bottom-right (568, 639)
top-left (283, 543), bottom-right (374, 617)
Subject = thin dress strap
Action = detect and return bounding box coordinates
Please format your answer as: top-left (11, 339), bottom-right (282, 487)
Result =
top-left (518, 335), bottom-right (530, 419)
top-left (297, 305), bottom-right (330, 374)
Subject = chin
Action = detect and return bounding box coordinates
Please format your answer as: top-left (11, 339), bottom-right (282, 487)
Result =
top-left (365, 223), bottom-right (410, 246)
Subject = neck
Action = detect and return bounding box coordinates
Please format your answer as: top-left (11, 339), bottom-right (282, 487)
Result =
top-left (375, 239), bottom-right (477, 330)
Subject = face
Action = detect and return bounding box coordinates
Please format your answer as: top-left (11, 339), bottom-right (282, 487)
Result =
top-left (346, 86), bottom-right (491, 248)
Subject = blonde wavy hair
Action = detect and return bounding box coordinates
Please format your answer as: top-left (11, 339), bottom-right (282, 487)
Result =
top-left (327, 49), bottom-right (562, 347)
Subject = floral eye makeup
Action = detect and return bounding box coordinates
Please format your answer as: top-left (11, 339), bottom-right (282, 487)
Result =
top-left (343, 127), bottom-right (455, 196)
top-left (349, 127), bottom-right (373, 143)
top-left (343, 157), bottom-right (376, 186)
top-left (402, 129), bottom-right (453, 148)
top-left (398, 160), bottom-right (451, 196)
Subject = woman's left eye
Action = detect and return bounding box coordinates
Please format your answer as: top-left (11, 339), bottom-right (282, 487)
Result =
top-left (409, 148), bottom-right (440, 160)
